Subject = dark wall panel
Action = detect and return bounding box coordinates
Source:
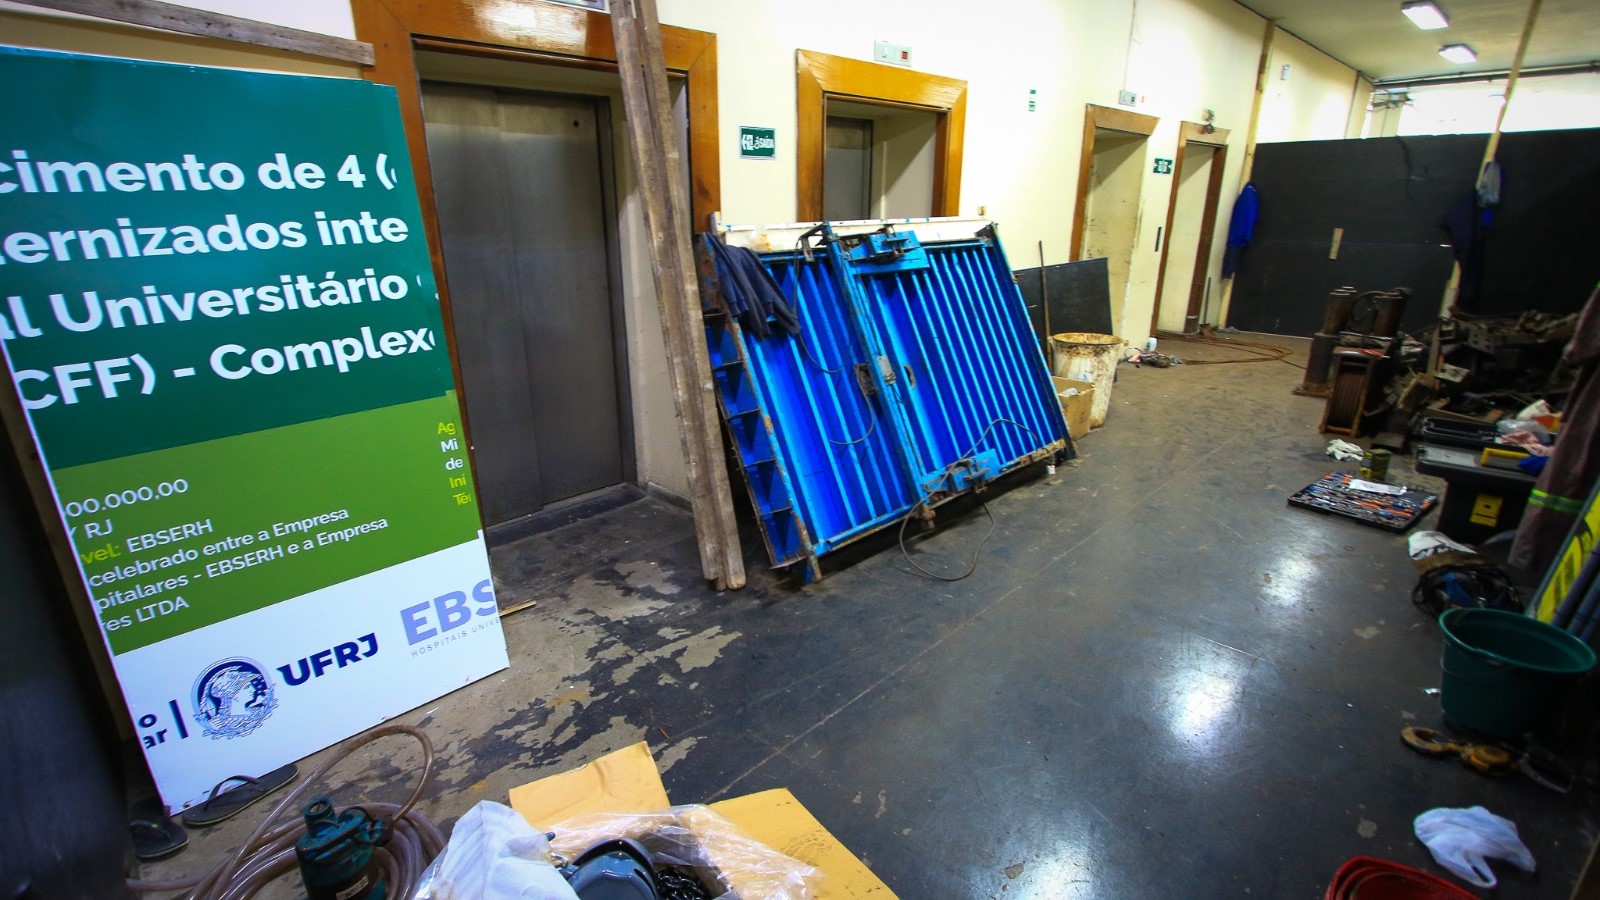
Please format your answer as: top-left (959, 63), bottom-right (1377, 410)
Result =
top-left (1015, 257), bottom-right (1115, 340)
top-left (1229, 129), bottom-right (1600, 336)
top-left (1482, 129), bottom-right (1600, 315)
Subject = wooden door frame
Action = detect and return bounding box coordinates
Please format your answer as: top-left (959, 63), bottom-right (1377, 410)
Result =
top-left (796, 49), bottom-right (966, 221)
top-left (1150, 122), bottom-right (1230, 335)
top-left (352, 0), bottom-right (718, 448)
top-left (1069, 103), bottom-right (1159, 260)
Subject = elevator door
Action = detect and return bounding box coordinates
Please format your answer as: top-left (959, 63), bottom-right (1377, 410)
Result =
top-left (422, 83), bottom-right (628, 527)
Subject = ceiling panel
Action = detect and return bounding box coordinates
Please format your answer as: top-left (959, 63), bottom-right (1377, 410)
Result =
top-left (1233, 0), bottom-right (1600, 81)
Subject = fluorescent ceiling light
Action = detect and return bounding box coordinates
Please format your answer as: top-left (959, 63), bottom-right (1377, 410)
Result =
top-left (1439, 44), bottom-right (1478, 64)
top-left (1401, 1), bottom-right (1450, 30)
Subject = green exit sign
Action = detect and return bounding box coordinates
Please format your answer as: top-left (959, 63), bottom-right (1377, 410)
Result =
top-left (740, 125), bottom-right (776, 159)
top-left (1153, 157), bottom-right (1174, 174)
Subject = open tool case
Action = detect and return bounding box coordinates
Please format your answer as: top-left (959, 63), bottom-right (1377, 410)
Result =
top-left (1288, 471), bottom-right (1438, 532)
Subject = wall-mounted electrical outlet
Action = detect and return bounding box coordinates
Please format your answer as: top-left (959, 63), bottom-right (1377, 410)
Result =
top-left (874, 40), bottom-right (913, 67)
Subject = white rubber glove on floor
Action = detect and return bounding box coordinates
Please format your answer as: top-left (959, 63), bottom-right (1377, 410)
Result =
top-left (1414, 805), bottom-right (1536, 889)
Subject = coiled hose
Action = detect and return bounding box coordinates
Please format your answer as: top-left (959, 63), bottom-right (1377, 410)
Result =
top-left (127, 724), bottom-right (445, 900)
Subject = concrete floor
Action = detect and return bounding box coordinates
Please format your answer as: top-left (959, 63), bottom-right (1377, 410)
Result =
top-left (145, 335), bottom-right (1599, 897)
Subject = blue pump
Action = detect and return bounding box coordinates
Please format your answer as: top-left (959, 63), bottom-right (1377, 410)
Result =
top-left (295, 797), bottom-right (388, 900)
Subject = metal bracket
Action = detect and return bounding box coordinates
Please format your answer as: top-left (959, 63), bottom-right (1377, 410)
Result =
top-left (919, 449), bottom-right (1001, 496)
top-left (842, 229), bottom-right (929, 273)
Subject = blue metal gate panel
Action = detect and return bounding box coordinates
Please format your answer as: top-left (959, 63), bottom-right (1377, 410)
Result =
top-left (838, 236), bottom-right (1067, 498)
top-left (739, 253), bottom-right (917, 557)
top-left (702, 223), bottom-right (1069, 579)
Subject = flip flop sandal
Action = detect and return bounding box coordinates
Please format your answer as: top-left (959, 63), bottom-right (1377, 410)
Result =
top-left (131, 817), bottom-right (188, 861)
top-left (179, 763), bottom-right (298, 827)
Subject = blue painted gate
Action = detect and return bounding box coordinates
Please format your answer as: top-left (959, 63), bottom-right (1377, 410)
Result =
top-left (702, 220), bottom-right (1070, 580)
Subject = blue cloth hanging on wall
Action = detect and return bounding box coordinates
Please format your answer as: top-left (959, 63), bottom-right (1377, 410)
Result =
top-left (1222, 182), bottom-right (1260, 278)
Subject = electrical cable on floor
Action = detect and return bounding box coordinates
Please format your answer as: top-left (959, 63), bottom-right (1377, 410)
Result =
top-left (127, 724), bottom-right (444, 900)
top-left (1157, 329), bottom-right (1306, 369)
top-left (897, 418), bottom-right (1041, 582)
top-left (898, 496), bottom-right (997, 582)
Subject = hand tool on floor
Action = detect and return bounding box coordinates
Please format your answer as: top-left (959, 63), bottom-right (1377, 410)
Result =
top-left (1401, 726), bottom-right (1517, 777)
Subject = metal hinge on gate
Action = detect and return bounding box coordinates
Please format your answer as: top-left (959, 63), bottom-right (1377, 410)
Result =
top-left (919, 449), bottom-right (1002, 497)
top-left (841, 229), bottom-right (929, 273)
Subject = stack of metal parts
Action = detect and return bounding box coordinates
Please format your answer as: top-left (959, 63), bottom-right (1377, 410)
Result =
top-left (701, 218), bottom-right (1070, 581)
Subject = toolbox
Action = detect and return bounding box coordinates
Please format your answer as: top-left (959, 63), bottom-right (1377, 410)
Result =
top-left (1414, 444), bottom-right (1538, 544)
top-left (1288, 471), bottom-right (1438, 532)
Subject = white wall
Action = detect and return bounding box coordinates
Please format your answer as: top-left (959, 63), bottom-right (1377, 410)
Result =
top-left (1257, 30), bottom-right (1363, 145)
top-left (1394, 72), bottom-right (1600, 136)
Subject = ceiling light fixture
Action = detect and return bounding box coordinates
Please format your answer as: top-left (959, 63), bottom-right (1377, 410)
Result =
top-left (1401, 1), bottom-right (1451, 30)
top-left (1439, 44), bottom-right (1478, 64)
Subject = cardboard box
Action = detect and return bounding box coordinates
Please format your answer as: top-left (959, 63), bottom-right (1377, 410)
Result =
top-left (1051, 376), bottom-right (1096, 440)
top-left (510, 742), bottom-right (894, 898)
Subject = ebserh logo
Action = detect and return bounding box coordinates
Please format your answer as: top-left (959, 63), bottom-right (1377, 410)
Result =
top-left (192, 657), bottom-right (278, 739)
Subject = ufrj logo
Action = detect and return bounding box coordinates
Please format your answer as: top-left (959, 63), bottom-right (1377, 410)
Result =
top-left (192, 657), bottom-right (278, 739)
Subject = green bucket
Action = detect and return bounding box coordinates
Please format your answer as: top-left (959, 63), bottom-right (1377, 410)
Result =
top-left (1438, 608), bottom-right (1596, 741)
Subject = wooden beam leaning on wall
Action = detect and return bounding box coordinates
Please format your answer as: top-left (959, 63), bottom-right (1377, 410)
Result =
top-left (610, 0), bottom-right (745, 590)
top-left (9, 0), bottom-right (375, 65)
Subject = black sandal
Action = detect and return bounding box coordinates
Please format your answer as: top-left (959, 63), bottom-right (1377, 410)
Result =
top-left (131, 816), bottom-right (188, 861)
top-left (179, 763), bottom-right (298, 827)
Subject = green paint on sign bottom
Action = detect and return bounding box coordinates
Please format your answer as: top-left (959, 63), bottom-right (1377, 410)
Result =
top-left (61, 392), bottom-right (479, 654)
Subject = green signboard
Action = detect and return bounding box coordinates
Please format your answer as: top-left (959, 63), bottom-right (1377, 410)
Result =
top-left (739, 125), bottom-right (777, 159)
top-left (0, 48), bottom-right (508, 808)
top-left (1153, 157), bottom-right (1175, 175)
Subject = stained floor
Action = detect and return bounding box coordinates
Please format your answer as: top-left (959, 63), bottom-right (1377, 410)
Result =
top-left (146, 335), bottom-right (1599, 897)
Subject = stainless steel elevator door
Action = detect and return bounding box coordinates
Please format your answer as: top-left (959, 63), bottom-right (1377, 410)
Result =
top-left (422, 83), bottom-right (628, 526)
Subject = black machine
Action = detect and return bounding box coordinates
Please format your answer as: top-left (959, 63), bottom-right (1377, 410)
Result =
top-left (1298, 286), bottom-right (1412, 398)
top-left (558, 838), bottom-right (712, 900)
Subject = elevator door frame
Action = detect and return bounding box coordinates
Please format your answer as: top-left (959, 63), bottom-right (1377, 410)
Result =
top-left (1069, 104), bottom-right (1159, 262)
top-left (351, 0), bottom-right (719, 530)
top-left (1150, 122), bottom-right (1230, 335)
top-left (421, 81), bottom-right (634, 525)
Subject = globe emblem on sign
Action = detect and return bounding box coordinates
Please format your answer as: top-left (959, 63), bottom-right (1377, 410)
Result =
top-left (192, 658), bottom-right (278, 739)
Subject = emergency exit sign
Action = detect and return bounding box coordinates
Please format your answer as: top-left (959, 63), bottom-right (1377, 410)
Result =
top-left (740, 125), bottom-right (776, 159)
top-left (1153, 158), bottom-right (1174, 174)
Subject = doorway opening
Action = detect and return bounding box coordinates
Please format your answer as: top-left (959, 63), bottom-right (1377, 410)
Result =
top-left (1153, 123), bottom-right (1230, 334)
top-left (823, 101), bottom-right (939, 221)
top-left (1072, 105), bottom-right (1159, 338)
top-left (796, 50), bottom-right (966, 221)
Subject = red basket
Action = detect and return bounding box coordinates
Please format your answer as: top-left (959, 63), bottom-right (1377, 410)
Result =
top-left (1326, 856), bottom-right (1477, 899)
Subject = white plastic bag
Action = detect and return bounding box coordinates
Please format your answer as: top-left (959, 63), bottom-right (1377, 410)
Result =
top-left (430, 801), bottom-right (579, 900)
top-left (1326, 439), bottom-right (1363, 462)
top-left (1414, 806), bottom-right (1536, 888)
top-left (1408, 530), bottom-right (1475, 560)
